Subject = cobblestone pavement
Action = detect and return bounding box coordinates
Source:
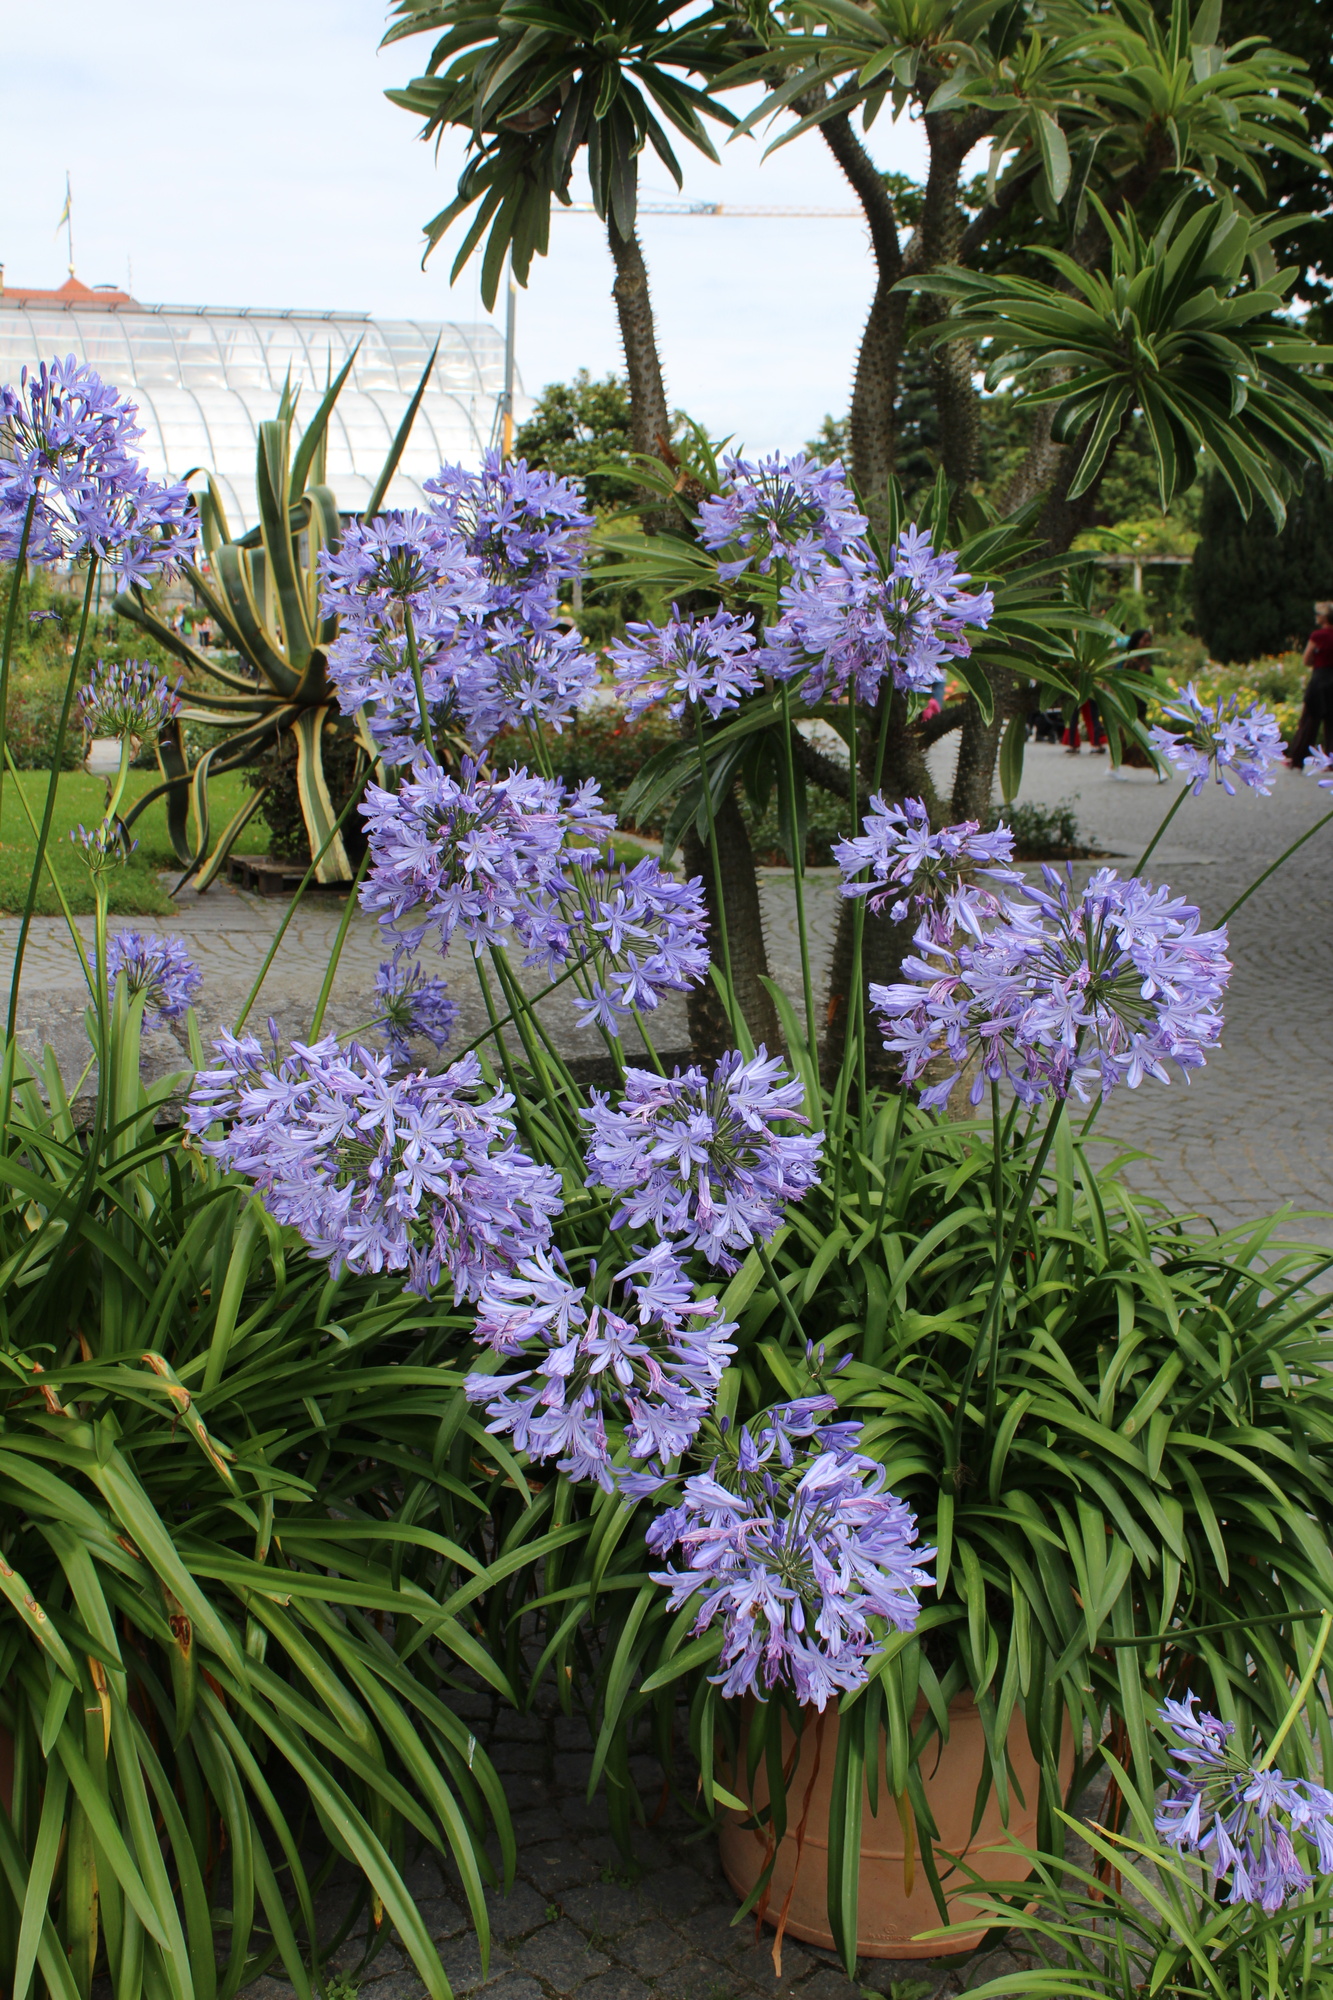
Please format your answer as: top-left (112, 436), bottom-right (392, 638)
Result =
top-left (242, 1687), bottom-right (1052, 2000)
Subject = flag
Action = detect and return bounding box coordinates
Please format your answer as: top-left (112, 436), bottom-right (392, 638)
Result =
top-left (55, 175), bottom-right (71, 234)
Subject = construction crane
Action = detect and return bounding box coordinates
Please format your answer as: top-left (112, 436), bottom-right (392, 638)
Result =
top-left (495, 198), bottom-right (864, 449)
top-left (559, 199), bottom-right (862, 217)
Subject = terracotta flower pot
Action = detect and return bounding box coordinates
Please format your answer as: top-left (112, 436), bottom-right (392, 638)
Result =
top-left (718, 1692), bottom-right (1067, 1959)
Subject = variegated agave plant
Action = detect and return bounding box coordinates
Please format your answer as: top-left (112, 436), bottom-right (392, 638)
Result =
top-left (114, 344), bottom-right (435, 888)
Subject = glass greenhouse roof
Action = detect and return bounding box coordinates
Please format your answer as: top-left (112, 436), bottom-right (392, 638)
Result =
top-left (0, 284), bottom-right (514, 530)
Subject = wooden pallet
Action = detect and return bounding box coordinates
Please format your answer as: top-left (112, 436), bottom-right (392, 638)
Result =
top-left (226, 853), bottom-right (346, 898)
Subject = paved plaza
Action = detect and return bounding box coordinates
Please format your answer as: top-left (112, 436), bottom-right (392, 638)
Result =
top-left (4, 743), bottom-right (1331, 1999)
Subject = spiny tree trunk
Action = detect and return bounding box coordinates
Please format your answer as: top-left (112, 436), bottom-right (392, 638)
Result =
top-left (605, 217), bottom-right (777, 1064)
top-left (606, 219), bottom-right (671, 460)
top-left (819, 111), bottom-right (905, 510)
top-left (683, 789), bottom-right (781, 1062)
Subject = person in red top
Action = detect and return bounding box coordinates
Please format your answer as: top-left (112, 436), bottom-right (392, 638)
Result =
top-left (1287, 601), bottom-right (1333, 767)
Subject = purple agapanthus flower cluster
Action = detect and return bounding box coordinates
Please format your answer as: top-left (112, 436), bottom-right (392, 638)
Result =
top-left (872, 864), bottom-right (1231, 1110)
top-left (359, 759), bottom-right (615, 958)
top-left (319, 512), bottom-right (491, 761)
top-left (696, 453), bottom-right (867, 581)
top-left (187, 1041), bottom-right (561, 1299)
top-left (582, 1050), bottom-right (822, 1273)
top-left (425, 451), bottom-right (592, 614)
top-left (0, 357), bottom-right (195, 581)
top-left (1149, 684), bottom-right (1286, 795)
top-left (319, 456), bottom-right (595, 760)
top-left (521, 848), bottom-right (710, 1034)
top-left (769, 525), bottom-right (995, 702)
top-left (835, 795), bottom-right (1018, 938)
top-left (77, 658), bottom-right (181, 741)
top-left (648, 1414), bottom-right (932, 1710)
top-left (1303, 746), bottom-right (1333, 791)
top-left (373, 956), bottom-right (458, 1065)
top-left (99, 932), bottom-right (201, 1026)
top-left (464, 1240), bottom-right (737, 1488)
top-left (451, 618), bottom-right (598, 749)
top-left (610, 606), bottom-right (762, 721)
top-left (71, 821), bottom-right (135, 874)
top-left (1155, 1694), bottom-right (1333, 1911)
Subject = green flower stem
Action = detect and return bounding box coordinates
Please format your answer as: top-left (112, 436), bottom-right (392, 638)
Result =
top-left (869, 1084), bottom-right (909, 1259)
top-left (755, 1239), bottom-right (805, 1348)
top-left (486, 944), bottom-right (589, 1142)
top-left (454, 959), bottom-right (591, 1061)
top-left (692, 702), bottom-right (737, 1012)
top-left (404, 604), bottom-right (437, 763)
top-left (1258, 1609), bottom-right (1333, 1773)
top-left (92, 876), bottom-right (112, 1131)
top-left (1131, 781), bottom-right (1187, 876)
top-left (628, 1005), bottom-right (668, 1077)
top-left (6, 559), bottom-right (99, 1041)
top-left (1217, 807), bottom-right (1333, 928)
top-left (0, 494), bottom-right (39, 831)
top-left (779, 682), bottom-right (817, 1069)
top-left (104, 738), bottom-right (134, 831)
top-left (471, 952), bottom-right (542, 1156)
top-left (233, 766), bottom-right (374, 1032)
top-left (951, 1096), bottom-right (1067, 1472)
top-left (309, 846), bottom-right (373, 1040)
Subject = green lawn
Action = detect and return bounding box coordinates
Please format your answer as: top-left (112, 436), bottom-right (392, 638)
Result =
top-left (0, 771), bottom-right (265, 915)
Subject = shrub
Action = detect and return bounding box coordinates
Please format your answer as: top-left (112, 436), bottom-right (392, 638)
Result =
top-left (986, 798), bottom-right (1094, 859)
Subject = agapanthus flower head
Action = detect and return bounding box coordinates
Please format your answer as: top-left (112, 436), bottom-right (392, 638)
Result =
top-left (697, 454), bottom-right (867, 581)
top-left (424, 452), bottom-right (592, 609)
top-left (187, 1041), bottom-right (561, 1299)
top-left (1303, 746), bottom-right (1333, 791)
top-left (648, 1417), bottom-right (932, 1710)
top-left (1148, 683), bottom-right (1286, 796)
top-left (71, 822), bottom-right (135, 873)
top-left (451, 616), bottom-right (598, 749)
top-left (464, 1239), bottom-right (737, 1489)
top-left (1155, 1694), bottom-right (1333, 1912)
top-left (319, 517), bottom-right (491, 760)
top-left (98, 932), bottom-right (201, 1026)
top-left (582, 1048), bottom-right (823, 1273)
top-left (520, 847), bottom-right (710, 1034)
top-left (609, 606), bottom-right (762, 721)
top-left (77, 658), bottom-right (181, 741)
top-left (768, 526), bottom-right (994, 703)
top-left (373, 956), bottom-right (458, 1065)
top-left (359, 757), bottom-right (616, 958)
top-left (319, 511), bottom-right (473, 620)
top-left (871, 865), bottom-right (1231, 1111)
top-left (0, 357), bottom-right (195, 578)
top-left (835, 795), bottom-right (1018, 940)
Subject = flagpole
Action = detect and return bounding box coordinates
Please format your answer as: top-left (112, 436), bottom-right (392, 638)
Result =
top-left (61, 172), bottom-right (75, 277)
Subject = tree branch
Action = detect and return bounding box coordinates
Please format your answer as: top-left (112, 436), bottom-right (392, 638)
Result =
top-left (794, 730), bottom-right (852, 800)
top-left (917, 699), bottom-right (968, 747)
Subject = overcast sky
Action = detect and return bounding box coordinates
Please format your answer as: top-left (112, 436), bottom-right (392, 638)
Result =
top-left (2, 0), bottom-right (935, 453)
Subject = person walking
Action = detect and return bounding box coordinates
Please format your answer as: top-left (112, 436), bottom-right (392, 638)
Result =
top-left (1286, 600), bottom-right (1333, 766)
